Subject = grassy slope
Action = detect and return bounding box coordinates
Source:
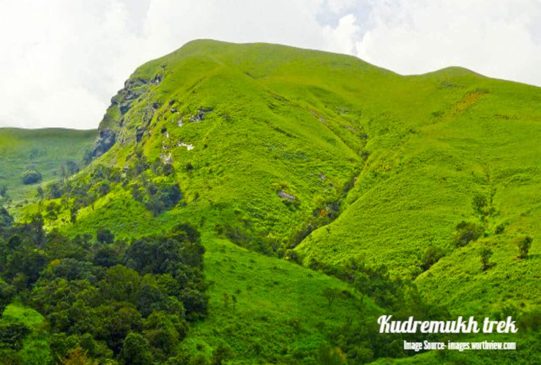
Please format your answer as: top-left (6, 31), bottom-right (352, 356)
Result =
top-left (294, 71), bottom-right (541, 314)
top-left (183, 235), bottom-right (378, 364)
top-left (0, 128), bottom-right (95, 204)
top-left (8, 40), bottom-right (541, 363)
top-left (101, 40), bottom-right (540, 317)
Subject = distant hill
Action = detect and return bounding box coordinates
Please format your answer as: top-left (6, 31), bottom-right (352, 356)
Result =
top-left (0, 128), bottom-right (95, 205)
top-left (3, 40), bottom-right (540, 364)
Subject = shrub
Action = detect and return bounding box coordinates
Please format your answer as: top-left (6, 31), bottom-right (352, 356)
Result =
top-left (0, 322), bottom-right (30, 350)
top-left (0, 207), bottom-right (13, 228)
top-left (120, 333), bottom-right (153, 365)
top-left (22, 169), bottom-right (42, 185)
top-left (517, 236), bottom-right (533, 259)
top-left (480, 247), bottom-right (493, 271)
top-left (96, 228), bottom-right (115, 244)
top-left (453, 221), bottom-right (483, 247)
top-left (421, 245), bottom-right (446, 271)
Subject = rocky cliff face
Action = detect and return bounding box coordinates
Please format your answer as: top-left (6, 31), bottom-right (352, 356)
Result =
top-left (91, 70), bottom-right (164, 159)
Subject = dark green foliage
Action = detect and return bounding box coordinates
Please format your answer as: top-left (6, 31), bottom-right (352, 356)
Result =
top-left (96, 228), bottom-right (115, 244)
top-left (0, 323), bottom-right (30, 350)
top-left (146, 182), bottom-right (182, 216)
top-left (120, 332), bottom-right (153, 365)
top-left (46, 258), bottom-right (97, 281)
top-left (322, 287), bottom-right (342, 307)
top-left (21, 169), bottom-right (42, 185)
top-left (495, 223), bottom-right (506, 234)
top-left (420, 245), bottom-right (446, 271)
top-left (46, 182), bottom-right (64, 199)
top-left (480, 247), bottom-right (493, 271)
top-left (0, 185), bottom-right (7, 198)
top-left (93, 246), bottom-right (121, 268)
top-left (518, 236), bottom-right (533, 259)
top-left (0, 280), bottom-right (15, 313)
top-left (211, 343), bottom-right (232, 365)
top-left (453, 221), bottom-right (484, 247)
top-left (4, 246), bottom-right (47, 286)
top-left (131, 179), bottom-right (182, 216)
top-left (0, 207), bottom-right (13, 229)
top-left (0, 219), bottom-right (207, 363)
top-left (64, 160), bottom-right (80, 176)
top-left (143, 311), bottom-right (186, 359)
top-left (317, 344), bottom-right (347, 365)
top-left (472, 194), bottom-right (488, 217)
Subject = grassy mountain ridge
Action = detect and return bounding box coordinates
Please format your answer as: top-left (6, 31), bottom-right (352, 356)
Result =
top-left (3, 40), bottom-right (540, 363)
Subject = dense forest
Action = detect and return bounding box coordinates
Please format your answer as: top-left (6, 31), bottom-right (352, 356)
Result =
top-left (0, 207), bottom-right (207, 364)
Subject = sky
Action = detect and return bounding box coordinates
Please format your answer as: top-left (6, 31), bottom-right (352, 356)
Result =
top-left (1, 0), bottom-right (540, 129)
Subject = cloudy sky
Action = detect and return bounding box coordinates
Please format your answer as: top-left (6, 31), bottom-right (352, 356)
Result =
top-left (1, 0), bottom-right (540, 129)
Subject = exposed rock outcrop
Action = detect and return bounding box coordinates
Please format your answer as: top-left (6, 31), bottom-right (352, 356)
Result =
top-left (92, 128), bottom-right (116, 158)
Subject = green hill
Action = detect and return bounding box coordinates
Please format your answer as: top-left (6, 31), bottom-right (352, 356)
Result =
top-left (0, 128), bottom-right (95, 205)
top-left (3, 40), bottom-right (540, 364)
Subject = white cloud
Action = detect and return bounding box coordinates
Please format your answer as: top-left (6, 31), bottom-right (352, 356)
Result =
top-left (354, 0), bottom-right (541, 85)
top-left (0, 0), bottom-right (539, 129)
top-left (323, 14), bottom-right (362, 55)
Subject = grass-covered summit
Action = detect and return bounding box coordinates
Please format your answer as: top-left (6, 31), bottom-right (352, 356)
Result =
top-left (8, 40), bottom-right (541, 364)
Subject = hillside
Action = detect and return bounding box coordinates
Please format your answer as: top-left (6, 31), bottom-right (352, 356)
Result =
top-left (3, 40), bottom-right (540, 364)
top-left (0, 128), bottom-right (95, 205)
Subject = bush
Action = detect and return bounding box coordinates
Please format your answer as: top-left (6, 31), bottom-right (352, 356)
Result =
top-left (421, 245), bottom-right (446, 271)
top-left (96, 228), bottom-right (115, 244)
top-left (0, 207), bottom-right (13, 228)
top-left (120, 332), bottom-right (153, 365)
top-left (0, 322), bottom-right (30, 350)
top-left (22, 169), bottom-right (42, 185)
top-left (480, 247), bottom-right (493, 271)
top-left (453, 221), bottom-right (483, 247)
top-left (517, 236), bottom-right (533, 259)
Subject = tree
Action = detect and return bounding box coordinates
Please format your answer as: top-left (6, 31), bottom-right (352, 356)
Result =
top-left (143, 311), bottom-right (181, 357)
top-left (317, 345), bottom-right (347, 365)
top-left (100, 265), bottom-right (140, 302)
top-left (454, 221), bottom-right (483, 247)
top-left (144, 181), bottom-right (182, 216)
top-left (22, 169), bottom-right (42, 185)
top-left (70, 207), bottom-right (77, 224)
top-left (120, 332), bottom-right (153, 365)
top-left (480, 247), bottom-right (493, 271)
top-left (0, 322), bottom-right (31, 350)
top-left (0, 207), bottom-right (13, 228)
top-left (472, 194), bottom-right (488, 220)
top-left (93, 246), bottom-right (120, 268)
top-left (36, 186), bottom-right (44, 201)
top-left (5, 247), bottom-right (47, 286)
top-left (96, 228), bottom-right (114, 244)
top-left (211, 343), bottom-right (232, 365)
top-left (322, 288), bottom-right (342, 307)
top-left (60, 347), bottom-right (98, 365)
top-left (0, 280), bottom-right (15, 313)
top-left (421, 245), bottom-right (445, 271)
top-left (47, 182), bottom-right (64, 199)
top-left (65, 160), bottom-right (80, 176)
top-left (518, 236), bottom-right (533, 259)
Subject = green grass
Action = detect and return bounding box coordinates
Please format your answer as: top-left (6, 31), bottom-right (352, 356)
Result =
top-left (181, 235), bottom-right (379, 364)
top-left (0, 128), bottom-right (95, 205)
top-left (4, 40), bottom-right (541, 363)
